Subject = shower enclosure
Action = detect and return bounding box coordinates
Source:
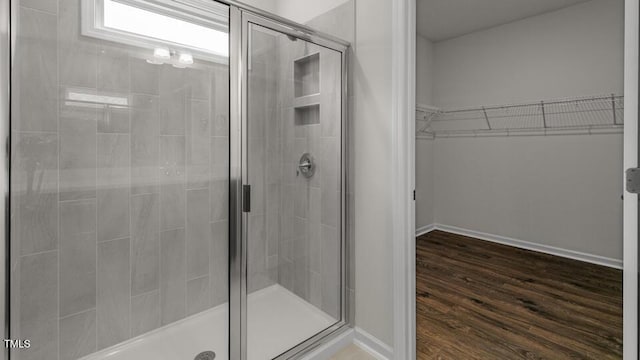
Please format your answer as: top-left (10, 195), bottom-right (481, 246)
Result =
top-left (3, 0), bottom-right (349, 359)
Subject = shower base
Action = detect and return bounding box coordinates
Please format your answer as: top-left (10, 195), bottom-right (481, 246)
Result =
top-left (81, 285), bottom-right (335, 360)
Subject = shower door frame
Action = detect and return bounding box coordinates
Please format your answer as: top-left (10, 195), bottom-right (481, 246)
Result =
top-left (228, 3), bottom-right (351, 360)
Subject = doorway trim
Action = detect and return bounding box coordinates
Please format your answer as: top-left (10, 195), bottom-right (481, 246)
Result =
top-left (623, 0), bottom-right (639, 359)
top-left (391, 0), bottom-right (416, 359)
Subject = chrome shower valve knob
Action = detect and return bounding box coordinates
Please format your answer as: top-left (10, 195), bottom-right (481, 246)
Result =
top-left (297, 153), bottom-right (316, 178)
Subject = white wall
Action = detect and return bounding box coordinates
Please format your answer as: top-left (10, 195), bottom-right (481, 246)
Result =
top-left (239, 0), bottom-right (349, 23)
top-left (353, 0), bottom-right (395, 347)
top-left (416, 35), bottom-right (434, 107)
top-left (276, 0), bottom-right (351, 24)
top-left (415, 0), bottom-right (625, 262)
top-left (434, 134), bottom-right (623, 261)
top-left (415, 139), bottom-right (434, 231)
top-left (433, 0), bottom-right (624, 109)
top-left (415, 35), bottom-right (435, 231)
top-left (239, 0), bottom-right (279, 14)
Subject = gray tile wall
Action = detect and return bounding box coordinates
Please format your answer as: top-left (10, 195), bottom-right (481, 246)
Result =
top-left (11, 0), bottom-right (229, 358)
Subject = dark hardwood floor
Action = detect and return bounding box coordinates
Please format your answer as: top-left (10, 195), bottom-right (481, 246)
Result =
top-left (416, 230), bottom-right (623, 359)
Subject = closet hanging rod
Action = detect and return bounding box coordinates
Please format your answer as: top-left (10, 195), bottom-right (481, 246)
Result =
top-left (416, 94), bottom-right (624, 137)
top-left (431, 108), bottom-right (621, 122)
top-left (427, 124), bottom-right (622, 138)
top-left (434, 94), bottom-right (623, 114)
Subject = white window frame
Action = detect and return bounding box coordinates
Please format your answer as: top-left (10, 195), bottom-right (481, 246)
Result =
top-left (81, 0), bottom-right (229, 64)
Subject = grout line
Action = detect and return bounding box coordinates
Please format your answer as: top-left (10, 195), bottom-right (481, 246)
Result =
top-left (131, 288), bottom-right (160, 299)
top-left (159, 225), bottom-right (186, 233)
top-left (158, 76), bottom-right (164, 328)
top-left (56, 2), bottom-right (61, 358)
top-left (18, 4), bottom-right (57, 16)
top-left (18, 247), bottom-right (59, 258)
top-left (183, 80), bottom-right (188, 319)
top-left (97, 235), bottom-right (130, 244)
top-left (59, 307), bottom-right (97, 321)
top-left (129, 191), bottom-right (160, 198)
top-left (12, 129), bottom-right (58, 134)
top-left (128, 49), bottom-right (133, 341)
top-left (57, 195), bottom-right (97, 204)
top-left (94, 45), bottom-right (99, 356)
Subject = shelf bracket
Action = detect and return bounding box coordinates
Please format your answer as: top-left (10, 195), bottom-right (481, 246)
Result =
top-left (612, 94), bottom-right (617, 125)
top-left (482, 107), bottom-right (491, 130)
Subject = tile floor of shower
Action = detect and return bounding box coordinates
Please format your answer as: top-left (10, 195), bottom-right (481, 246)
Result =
top-left (81, 285), bottom-right (335, 360)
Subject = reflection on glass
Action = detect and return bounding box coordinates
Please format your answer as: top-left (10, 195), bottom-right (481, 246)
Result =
top-left (11, 0), bottom-right (230, 359)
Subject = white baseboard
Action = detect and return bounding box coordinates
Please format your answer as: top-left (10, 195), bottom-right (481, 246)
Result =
top-left (353, 327), bottom-right (393, 360)
top-left (422, 224), bottom-right (622, 269)
top-left (303, 328), bottom-right (355, 360)
top-left (415, 223), bottom-right (436, 237)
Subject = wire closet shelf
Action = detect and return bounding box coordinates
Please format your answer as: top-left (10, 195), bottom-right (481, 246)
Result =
top-left (416, 94), bottom-right (624, 138)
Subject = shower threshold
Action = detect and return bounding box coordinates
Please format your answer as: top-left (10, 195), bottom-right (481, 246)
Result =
top-left (80, 285), bottom-right (336, 360)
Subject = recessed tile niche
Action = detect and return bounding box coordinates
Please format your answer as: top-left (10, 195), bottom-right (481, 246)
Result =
top-left (294, 52), bottom-right (320, 125)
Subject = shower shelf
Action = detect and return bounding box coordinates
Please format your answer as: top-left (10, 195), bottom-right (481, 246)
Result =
top-left (416, 94), bottom-right (624, 138)
top-left (293, 51), bottom-right (321, 126)
top-left (294, 52), bottom-right (320, 98)
top-left (293, 93), bottom-right (321, 109)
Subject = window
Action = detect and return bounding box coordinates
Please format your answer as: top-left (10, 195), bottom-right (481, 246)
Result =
top-left (82, 0), bottom-right (229, 65)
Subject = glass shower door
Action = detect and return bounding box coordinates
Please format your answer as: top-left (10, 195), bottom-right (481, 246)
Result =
top-left (9, 0), bottom-right (230, 359)
top-left (241, 16), bottom-right (345, 360)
